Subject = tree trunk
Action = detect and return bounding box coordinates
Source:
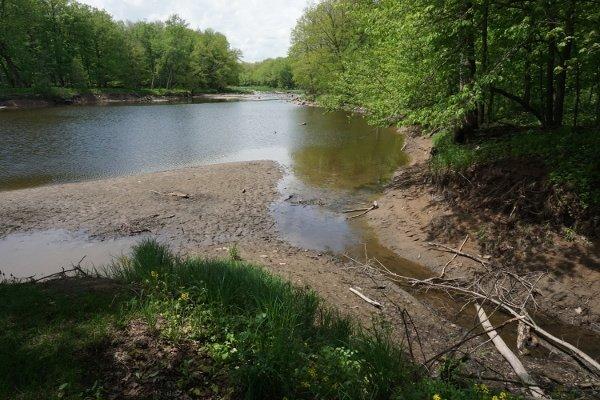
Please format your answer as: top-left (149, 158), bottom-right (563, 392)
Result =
top-left (455, 1), bottom-right (478, 143)
top-left (0, 42), bottom-right (23, 87)
top-left (573, 62), bottom-right (580, 129)
top-left (596, 82), bottom-right (600, 127)
top-left (523, 6), bottom-right (535, 106)
top-left (553, 0), bottom-right (577, 127)
top-left (545, 38), bottom-right (556, 127)
top-left (478, 0), bottom-right (489, 125)
top-left (544, 1), bottom-right (557, 127)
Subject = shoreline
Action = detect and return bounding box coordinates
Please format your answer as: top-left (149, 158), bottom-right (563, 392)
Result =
top-left (0, 158), bottom-right (597, 387)
top-left (367, 129), bottom-right (600, 332)
top-left (0, 90), bottom-right (292, 110)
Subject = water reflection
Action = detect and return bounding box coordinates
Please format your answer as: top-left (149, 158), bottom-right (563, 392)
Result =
top-left (0, 101), bottom-right (404, 191)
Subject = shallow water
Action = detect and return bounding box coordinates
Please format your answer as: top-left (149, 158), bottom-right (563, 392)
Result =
top-left (0, 230), bottom-right (141, 280)
top-left (0, 100), bottom-right (406, 192)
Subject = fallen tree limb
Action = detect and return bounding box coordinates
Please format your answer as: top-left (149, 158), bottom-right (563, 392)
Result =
top-left (346, 201), bottom-right (379, 219)
top-left (427, 242), bottom-right (489, 266)
top-left (349, 287), bottom-right (382, 308)
top-left (32, 256), bottom-right (89, 283)
top-left (150, 190), bottom-right (190, 199)
top-left (409, 278), bottom-right (600, 375)
top-left (425, 235), bottom-right (469, 282)
top-left (475, 303), bottom-right (547, 399)
top-left (366, 258), bottom-right (600, 377)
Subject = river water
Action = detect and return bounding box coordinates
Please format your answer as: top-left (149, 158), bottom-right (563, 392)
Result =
top-left (1, 98), bottom-right (598, 358)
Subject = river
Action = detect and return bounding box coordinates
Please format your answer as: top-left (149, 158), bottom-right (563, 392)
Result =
top-left (1, 97), bottom-right (598, 359)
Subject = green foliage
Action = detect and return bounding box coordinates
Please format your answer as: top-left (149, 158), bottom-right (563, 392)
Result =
top-left (113, 239), bottom-right (515, 400)
top-left (290, 0), bottom-right (600, 130)
top-left (240, 57), bottom-right (295, 89)
top-left (1, 240), bottom-right (521, 399)
top-left (0, 1), bottom-right (240, 91)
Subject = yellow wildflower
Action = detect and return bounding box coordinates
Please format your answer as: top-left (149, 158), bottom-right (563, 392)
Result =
top-left (432, 394), bottom-right (442, 400)
top-left (150, 271), bottom-right (158, 279)
top-left (180, 292), bottom-right (190, 301)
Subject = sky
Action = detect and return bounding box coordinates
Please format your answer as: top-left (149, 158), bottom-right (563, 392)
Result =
top-left (78, 0), bottom-right (309, 62)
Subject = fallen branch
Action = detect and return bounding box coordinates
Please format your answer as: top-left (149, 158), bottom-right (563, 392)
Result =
top-left (427, 242), bottom-right (489, 266)
top-left (345, 201), bottom-right (379, 219)
top-left (150, 190), bottom-right (190, 199)
top-left (32, 256), bottom-right (89, 283)
top-left (476, 303), bottom-right (547, 398)
top-left (427, 235), bottom-right (469, 281)
top-left (349, 287), bottom-right (382, 308)
top-left (364, 256), bottom-right (600, 377)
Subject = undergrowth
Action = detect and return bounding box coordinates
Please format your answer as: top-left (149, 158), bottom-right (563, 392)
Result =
top-left (430, 128), bottom-right (600, 215)
top-left (108, 239), bottom-right (514, 400)
top-left (1, 239), bottom-right (518, 399)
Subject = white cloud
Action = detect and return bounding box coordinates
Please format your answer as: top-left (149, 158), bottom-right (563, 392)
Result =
top-left (78, 0), bottom-right (308, 62)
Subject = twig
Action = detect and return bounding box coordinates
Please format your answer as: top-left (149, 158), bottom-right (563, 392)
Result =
top-left (349, 287), bottom-right (382, 308)
top-left (344, 201), bottom-right (379, 219)
top-left (427, 242), bottom-right (489, 266)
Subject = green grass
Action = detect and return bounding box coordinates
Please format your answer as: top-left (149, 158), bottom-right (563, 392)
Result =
top-left (108, 239), bottom-right (511, 400)
top-left (1, 240), bottom-right (515, 399)
top-left (0, 281), bottom-right (125, 399)
top-left (430, 128), bottom-right (600, 210)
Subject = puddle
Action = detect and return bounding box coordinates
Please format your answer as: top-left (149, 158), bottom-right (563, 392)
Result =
top-left (0, 230), bottom-right (143, 280)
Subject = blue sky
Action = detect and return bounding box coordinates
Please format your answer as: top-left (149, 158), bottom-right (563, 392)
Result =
top-left (79, 0), bottom-right (308, 62)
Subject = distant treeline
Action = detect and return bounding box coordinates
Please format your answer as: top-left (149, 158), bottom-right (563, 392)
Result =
top-left (240, 57), bottom-right (295, 89)
top-left (289, 0), bottom-right (600, 133)
top-left (0, 0), bottom-right (240, 91)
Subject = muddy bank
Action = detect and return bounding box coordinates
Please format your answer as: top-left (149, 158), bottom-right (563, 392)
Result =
top-left (367, 129), bottom-right (600, 332)
top-left (0, 161), bottom-right (455, 360)
top-left (1, 160), bottom-right (597, 393)
top-left (0, 91), bottom-right (276, 110)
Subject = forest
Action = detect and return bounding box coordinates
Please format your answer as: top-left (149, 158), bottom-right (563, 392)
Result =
top-left (288, 0), bottom-right (600, 230)
top-left (0, 0), bottom-right (240, 90)
top-left (289, 0), bottom-right (600, 133)
top-left (239, 57), bottom-right (295, 90)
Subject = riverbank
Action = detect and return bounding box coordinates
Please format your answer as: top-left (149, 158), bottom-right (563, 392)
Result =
top-left (1, 160), bottom-right (598, 397)
top-left (0, 87), bottom-right (284, 109)
top-left (367, 128), bottom-right (600, 331)
top-left (0, 241), bottom-right (516, 400)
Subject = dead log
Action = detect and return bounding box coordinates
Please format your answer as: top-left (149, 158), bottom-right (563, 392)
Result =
top-left (345, 201), bottom-right (379, 219)
top-left (475, 303), bottom-right (547, 398)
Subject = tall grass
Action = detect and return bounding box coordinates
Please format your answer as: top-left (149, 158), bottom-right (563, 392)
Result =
top-left (109, 239), bottom-right (509, 400)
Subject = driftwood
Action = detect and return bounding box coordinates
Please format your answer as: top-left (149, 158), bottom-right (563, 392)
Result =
top-left (426, 235), bottom-right (469, 281)
top-left (150, 190), bottom-right (190, 199)
top-left (349, 244), bottom-right (600, 378)
top-left (28, 256), bottom-right (90, 283)
top-left (344, 201), bottom-right (379, 219)
top-left (349, 287), bottom-right (382, 308)
top-left (476, 303), bottom-right (547, 399)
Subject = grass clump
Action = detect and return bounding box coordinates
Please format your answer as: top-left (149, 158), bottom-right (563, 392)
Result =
top-left (0, 280), bottom-right (125, 399)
